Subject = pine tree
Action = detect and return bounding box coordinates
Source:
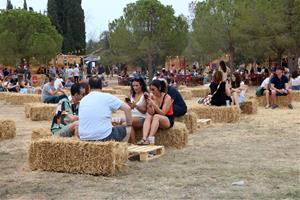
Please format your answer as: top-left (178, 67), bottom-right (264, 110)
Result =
top-left (6, 0), bottom-right (13, 10)
top-left (23, 0), bottom-right (27, 10)
top-left (47, 0), bottom-right (85, 54)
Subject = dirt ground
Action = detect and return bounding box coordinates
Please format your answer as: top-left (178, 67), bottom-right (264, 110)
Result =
top-left (0, 87), bottom-right (300, 200)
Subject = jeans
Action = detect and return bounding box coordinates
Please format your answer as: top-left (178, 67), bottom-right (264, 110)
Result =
top-left (44, 95), bottom-right (67, 104)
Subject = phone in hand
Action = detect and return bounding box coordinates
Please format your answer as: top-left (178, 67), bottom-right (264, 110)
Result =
top-left (125, 97), bottom-right (131, 103)
top-left (144, 93), bottom-right (149, 100)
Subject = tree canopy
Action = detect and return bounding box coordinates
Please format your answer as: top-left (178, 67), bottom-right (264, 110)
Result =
top-left (189, 0), bottom-right (300, 70)
top-left (108, 0), bottom-right (188, 80)
top-left (47, 0), bottom-right (86, 55)
top-left (0, 9), bottom-right (63, 65)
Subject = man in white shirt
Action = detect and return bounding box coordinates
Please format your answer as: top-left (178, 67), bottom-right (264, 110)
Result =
top-left (67, 66), bottom-right (74, 81)
top-left (73, 65), bottom-right (80, 83)
top-left (79, 76), bottom-right (132, 141)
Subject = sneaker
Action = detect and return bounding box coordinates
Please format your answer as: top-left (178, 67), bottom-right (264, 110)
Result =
top-left (288, 104), bottom-right (293, 109)
top-left (265, 105), bottom-right (270, 109)
top-left (272, 104), bottom-right (279, 109)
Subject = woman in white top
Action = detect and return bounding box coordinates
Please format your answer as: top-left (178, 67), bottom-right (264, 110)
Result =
top-left (291, 70), bottom-right (300, 90)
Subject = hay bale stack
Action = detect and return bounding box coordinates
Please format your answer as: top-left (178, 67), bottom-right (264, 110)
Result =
top-left (188, 103), bottom-right (240, 123)
top-left (5, 93), bottom-right (41, 105)
top-left (31, 128), bottom-right (52, 141)
top-left (102, 88), bottom-right (120, 95)
top-left (113, 86), bottom-right (131, 96)
top-left (175, 112), bottom-right (198, 133)
top-left (0, 120), bottom-right (16, 141)
top-left (189, 87), bottom-right (210, 98)
top-left (28, 137), bottom-right (128, 176)
top-left (0, 92), bottom-right (9, 101)
top-left (114, 95), bottom-right (127, 101)
top-left (178, 89), bottom-right (193, 100)
top-left (256, 96), bottom-right (289, 107)
top-left (178, 85), bottom-right (188, 90)
top-left (240, 99), bottom-right (258, 114)
top-left (24, 103), bottom-right (36, 118)
top-left (136, 122), bottom-right (188, 149)
top-left (27, 103), bottom-right (57, 121)
top-left (293, 91), bottom-right (300, 102)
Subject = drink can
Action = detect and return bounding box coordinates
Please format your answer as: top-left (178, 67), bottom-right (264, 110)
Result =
top-left (226, 100), bottom-right (230, 106)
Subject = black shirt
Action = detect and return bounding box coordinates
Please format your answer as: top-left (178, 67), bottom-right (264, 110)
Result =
top-left (167, 86), bottom-right (187, 117)
top-left (270, 75), bottom-right (288, 89)
top-left (210, 81), bottom-right (231, 106)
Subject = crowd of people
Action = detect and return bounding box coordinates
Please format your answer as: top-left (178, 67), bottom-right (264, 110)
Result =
top-left (1, 60), bottom-right (299, 144)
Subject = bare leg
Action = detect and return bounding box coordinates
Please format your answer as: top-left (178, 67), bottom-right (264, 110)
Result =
top-left (130, 117), bottom-right (144, 144)
top-left (287, 89), bottom-right (293, 104)
top-left (149, 114), bottom-right (171, 137)
top-left (231, 92), bottom-right (239, 105)
top-left (142, 113), bottom-right (153, 140)
top-left (122, 127), bottom-right (131, 142)
top-left (271, 90), bottom-right (277, 105)
top-left (264, 90), bottom-right (270, 107)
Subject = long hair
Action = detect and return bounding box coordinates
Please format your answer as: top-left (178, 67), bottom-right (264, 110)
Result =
top-left (212, 71), bottom-right (223, 84)
top-left (131, 77), bottom-right (148, 97)
top-left (150, 79), bottom-right (166, 93)
top-left (231, 72), bottom-right (241, 88)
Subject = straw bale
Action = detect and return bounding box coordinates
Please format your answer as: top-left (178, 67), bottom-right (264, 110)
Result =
top-left (31, 128), bottom-right (52, 141)
top-left (28, 137), bottom-right (128, 176)
top-left (0, 120), bottom-right (16, 141)
top-left (0, 92), bottom-right (9, 101)
top-left (178, 85), bottom-right (188, 90)
top-left (29, 103), bottom-right (57, 121)
top-left (24, 103), bottom-right (36, 118)
top-left (114, 95), bottom-right (127, 101)
top-left (188, 103), bottom-right (240, 123)
top-left (240, 99), bottom-right (258, 114)
top-left (5, 93), bottom-right (41, 105)
top-left (102, 88), bottom-right (120, 95)
top-left (178, 89), bottom-right (193, 100)
top-left (113, 86), bottom-right (131, 96)
top-left (135, 122), bottom-right (188, 149)
top-left (293, 91), bottom-right (300, 102)
top-left (175, 112), bottom-right (198, 133)
top-left (256, 96), bottom-right (289, 107)
top-left (189, 87), bottom-right (210, 98)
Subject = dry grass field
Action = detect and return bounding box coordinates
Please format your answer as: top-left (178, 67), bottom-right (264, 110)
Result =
top-left (0, 87), bottom-right (299, 199)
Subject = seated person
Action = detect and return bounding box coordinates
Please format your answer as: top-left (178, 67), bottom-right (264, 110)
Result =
top-left (7, 76), bottom-right (19, 92)
top-left (51, 83), bottom-right (84, 137)
top-left (78, 76), bottom-right (132, 142)
top-left (41, 76), bottom-right (67, 103)
top-left (163, 77), bottom-right (187, 117)
top-left (259, 71), bottom-right (273, 108)
top-left (230, 72), bottom-right (247, 105)
top-left (270, 67), bottom-right (293, 109)
top-left (138, 80), bottom-right (174, 145)
top-left (209, 71), bottom-right (232, 106)
top-left (291, 70), bottom-right (300, 90)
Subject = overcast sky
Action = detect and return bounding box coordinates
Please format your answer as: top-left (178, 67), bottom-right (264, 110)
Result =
top-left (0, 0), bottom-right (192, 41)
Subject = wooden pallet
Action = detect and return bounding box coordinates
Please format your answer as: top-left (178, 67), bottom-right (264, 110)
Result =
top-left (197, 119), bottom-right (211, 129)
top-left (128, 145), bottom-right (165, 162)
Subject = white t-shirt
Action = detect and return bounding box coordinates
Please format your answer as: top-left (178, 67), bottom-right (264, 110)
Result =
top-left (54, 78), bottom-right (63, 90)
top-left (131, 94), bottom-right (146, 118)
top-left (79, 91), bottom-right (123, 140)
top-left (74, 67), bottom-right (80, 76)
top-left (291, 76), bottom-right (300, 86)
top-left (260, 77), bottom-right (270, 89)
top-left (67, 68), bottom-right (74, 78)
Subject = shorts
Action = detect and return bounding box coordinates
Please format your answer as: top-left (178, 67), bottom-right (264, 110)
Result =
top-left (276, 92), bottom-right (288, 96)
top-left (166, 115), bottom-right (175, 128)
top-left (53, 125), bottom-right (72, 137)
top-left (101, 125), bottom-right (127, 142)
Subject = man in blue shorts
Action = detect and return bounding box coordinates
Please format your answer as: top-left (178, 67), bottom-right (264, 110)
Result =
top-left (270, 66), bottom-right (293, 109)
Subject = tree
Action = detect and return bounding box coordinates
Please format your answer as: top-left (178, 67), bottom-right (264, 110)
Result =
top-left (0, 9), bottom-right (63, 65)
top-left (109, 0), bottom-right (188, 80)
top-left (23, 0), bottom-right (27, 10)
top-left (6, 0), bottom-right (13, 10)
top-left (47, 0), bottom-right (86, 54)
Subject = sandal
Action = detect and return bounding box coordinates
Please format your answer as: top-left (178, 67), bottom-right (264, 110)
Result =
top-left (137, 139), bottom-right (150, 145)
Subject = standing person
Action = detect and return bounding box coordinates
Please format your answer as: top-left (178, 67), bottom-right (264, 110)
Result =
top-left (270, 67), bottom-right (293, 109)
top-left (78, 76), bottom-right (132, 142)
top-left (41, 76), bottom-right (67, 103)
top-left (67, 65), bottom-right (74, 82)
top-left (209, 71), bottom-right (232, 106)
top-left (137, 80), bottom-right (174, 145)
top-left (51, 83), bottom-right (84, 137)
top-left (73, 65), bottom-right (80, 83)
top-left (60, 66), bottom-right (66, 81)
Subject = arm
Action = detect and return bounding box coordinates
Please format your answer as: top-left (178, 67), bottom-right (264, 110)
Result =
top-left (131, 99), bottom-right (147, 114)
top-left (151, 95), bottom-right (172, 115)
top-left (119, 103), bottom-right (133, 126)
top-left (225, 82), bottom-right (231, 96)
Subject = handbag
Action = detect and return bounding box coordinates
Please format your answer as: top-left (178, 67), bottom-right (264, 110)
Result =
top-left (198, 84), bottom-right (221, 106)
top-left (255, 86), bottom-right (264, 96)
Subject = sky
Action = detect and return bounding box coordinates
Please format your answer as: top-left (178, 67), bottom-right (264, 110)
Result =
top-left (0, 0), bottom-right (192, 41)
